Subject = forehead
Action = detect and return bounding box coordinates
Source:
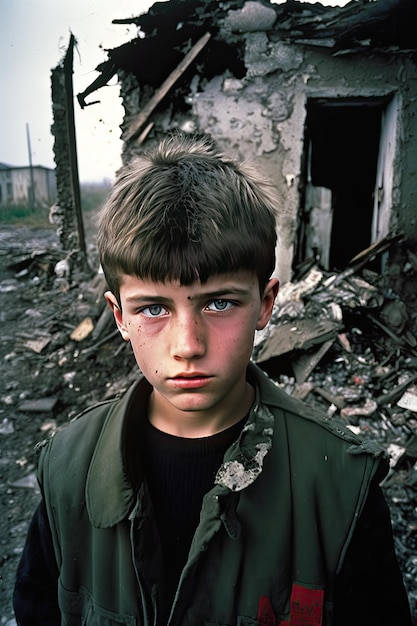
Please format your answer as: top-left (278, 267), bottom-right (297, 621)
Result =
top-left (118, 271), bottom-right (260, 300)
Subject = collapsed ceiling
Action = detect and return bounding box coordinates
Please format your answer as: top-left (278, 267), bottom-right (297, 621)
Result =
top-left (77, 0), bottom-right (417, 109)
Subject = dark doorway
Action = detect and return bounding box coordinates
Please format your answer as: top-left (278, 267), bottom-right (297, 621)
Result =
top-left (297, 97), bottom-right (389, 271)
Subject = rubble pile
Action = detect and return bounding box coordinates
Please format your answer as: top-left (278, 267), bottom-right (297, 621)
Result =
top-left (0, 226), bottom-right (416, 623)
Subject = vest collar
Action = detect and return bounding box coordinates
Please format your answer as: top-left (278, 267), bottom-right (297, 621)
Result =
top-left (85, 376), bottom-right (150, 528)
top-left (85, 363), bottom-right (304, 528)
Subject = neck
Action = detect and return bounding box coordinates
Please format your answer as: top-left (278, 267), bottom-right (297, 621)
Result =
top-left (148, 382), bottom-right (254, 438)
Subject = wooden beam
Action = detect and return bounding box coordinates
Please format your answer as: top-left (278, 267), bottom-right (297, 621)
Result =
top-left (124, 31), bottom-right (211, 142)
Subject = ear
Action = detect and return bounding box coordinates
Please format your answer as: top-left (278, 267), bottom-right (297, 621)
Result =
top-left (256, 278), bottom-right (279, 331)
top-left (104, 291), bottom-right (130, 342)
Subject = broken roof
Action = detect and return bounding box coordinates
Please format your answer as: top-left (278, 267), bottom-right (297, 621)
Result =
top-left (78, 0), bottom-right (417, 108)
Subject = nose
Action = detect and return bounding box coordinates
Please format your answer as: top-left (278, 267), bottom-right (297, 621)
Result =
top-left (170, 313), bottom-right (206, 360)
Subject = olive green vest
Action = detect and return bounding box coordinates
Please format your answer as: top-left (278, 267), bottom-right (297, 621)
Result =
top-left (38, 363), bottom-right (387, 625)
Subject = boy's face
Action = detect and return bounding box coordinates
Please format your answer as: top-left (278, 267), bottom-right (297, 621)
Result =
top-left (105, 271), bottom-right (278, 435)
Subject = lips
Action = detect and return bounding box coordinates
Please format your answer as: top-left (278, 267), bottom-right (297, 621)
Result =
top-left (169, 374), bottom-right (212, 389)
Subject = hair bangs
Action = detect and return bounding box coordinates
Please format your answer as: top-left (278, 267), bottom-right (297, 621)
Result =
top-left (116, 224), bottom-right (273, 290)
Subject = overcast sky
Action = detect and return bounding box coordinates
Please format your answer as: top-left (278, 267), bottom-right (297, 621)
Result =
top-left (0, 0), bottom-right (348, 182)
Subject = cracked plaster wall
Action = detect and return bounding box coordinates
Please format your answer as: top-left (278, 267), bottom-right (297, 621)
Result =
top-left (190, 21), bottom-right (417, 281)
top-left (192, 35), bottom-right (306, 283)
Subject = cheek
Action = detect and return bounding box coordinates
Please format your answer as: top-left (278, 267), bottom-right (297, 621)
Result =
top-left (220, 316), bottom-right (256, 354)
top-left (130, 343), bottom-right (163, 380)
top-left (128, 324), bottom-right (165, 365)
top-left (125, 322), bottom-right (146, 355)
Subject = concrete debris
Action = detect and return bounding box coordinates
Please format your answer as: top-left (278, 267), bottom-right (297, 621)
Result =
top-left (70, 316), bottom-right (95, 342)
top-left (340, 398), bottom-right (378, 421)
top-left (9, 473), bottom-right (39, 491)
top-left (0, 418), bottom-right (14, 435)
top-left (398, 389), bottom-right (417, 414)
top-left (224, 2), bottom-right (277, 33)
top-left (18, 397), bottom-right (59, 413)
top-left (23, 336), bottom-right (51, 354)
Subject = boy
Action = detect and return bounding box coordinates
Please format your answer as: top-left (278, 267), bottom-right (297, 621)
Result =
top-left (14, 134), bottom-right (411, 625)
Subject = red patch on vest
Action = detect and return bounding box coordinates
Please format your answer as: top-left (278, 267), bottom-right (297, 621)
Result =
top-left (289, 584), bottom-right (324, 625)
top-left (258, 584), bottom-right (324, 625)
top-left (258, 595), bottom-right (277, 625)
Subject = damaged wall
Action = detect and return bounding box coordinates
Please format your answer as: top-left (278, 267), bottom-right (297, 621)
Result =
top-left (51, 34), bottom-right (87, 272)
top-left (77, 0), bottom-right (417, 284)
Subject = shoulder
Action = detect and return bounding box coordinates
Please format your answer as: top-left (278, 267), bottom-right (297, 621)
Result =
top-left (250, 361), bottom-right (388, 464)
top-left (37, 376), bottom-right (150, 479)
top-left (37, 398), bottom-right (117, 461)
top-left (35, 399), bottom-right (117, 503)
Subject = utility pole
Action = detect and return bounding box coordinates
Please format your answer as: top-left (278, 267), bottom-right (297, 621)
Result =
top-left (26, 123), bottom-right (35, 209)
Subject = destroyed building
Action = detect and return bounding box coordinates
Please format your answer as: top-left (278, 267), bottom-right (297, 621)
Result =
top-left (2, 2), bottom-right (417, 622)
top-left (77, 0), bottom-right (417, 289)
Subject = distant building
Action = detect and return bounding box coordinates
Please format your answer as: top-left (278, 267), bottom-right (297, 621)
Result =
top-left (0, 163), bottom-right (57, 209)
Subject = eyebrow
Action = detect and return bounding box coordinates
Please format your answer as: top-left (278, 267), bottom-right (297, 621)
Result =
top-left (187, 287), bottom-right (252, 302)
top-left (124, 286), bottom-right (252, 304)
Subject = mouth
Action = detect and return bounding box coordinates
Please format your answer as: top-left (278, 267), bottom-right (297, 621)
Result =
top-left (169, 374), bottom-right (213, 390)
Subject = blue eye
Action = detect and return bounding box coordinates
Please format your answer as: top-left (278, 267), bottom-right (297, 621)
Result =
top-left (207, 299), bottom-right (233, 312)
top-left (141, 305), bottom-right (166, 317)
